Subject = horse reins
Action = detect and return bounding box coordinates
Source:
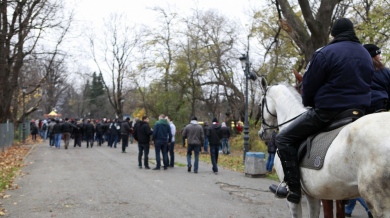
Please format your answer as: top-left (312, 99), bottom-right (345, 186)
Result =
top-left (261, 86), bottom-right (304, 131)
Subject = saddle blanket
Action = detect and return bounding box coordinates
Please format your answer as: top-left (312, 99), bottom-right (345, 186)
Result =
top-left (298, 125), bottom-right (347, 170)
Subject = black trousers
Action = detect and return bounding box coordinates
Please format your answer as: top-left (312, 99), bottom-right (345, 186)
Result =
top-left (74, 134), bottom-right (82, 147)
top-left (121, 134), bottom-right (128, 152)
top-left (276, 108), bottom-right (339, 187)
top-left (86, 133), bottom-right (94, 148)
top-left (138, 144), bottom-right (150, 167)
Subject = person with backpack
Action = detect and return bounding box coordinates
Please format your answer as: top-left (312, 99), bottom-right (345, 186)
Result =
top-left (110, 118), bottom-right (120, 148)
top-left (206, 118), bottom-right (222, 175)
top-left (41, 120), bottom-right (48, 142)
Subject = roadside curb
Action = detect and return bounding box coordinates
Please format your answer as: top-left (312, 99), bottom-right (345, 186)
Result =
top-left (22, 144), bottom-right (38, 162)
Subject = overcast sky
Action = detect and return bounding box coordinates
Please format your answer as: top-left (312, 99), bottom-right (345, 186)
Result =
top-left (63, 0), bottom-right (264, 83)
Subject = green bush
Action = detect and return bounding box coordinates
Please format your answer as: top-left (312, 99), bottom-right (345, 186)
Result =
top-left (230, 127), bottom-right (267, 153)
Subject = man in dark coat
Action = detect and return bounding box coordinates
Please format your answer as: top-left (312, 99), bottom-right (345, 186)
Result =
top-left (134, 116), bottom-right (153, 169)
top-left (121, 117), bottom-right (132, 153)
top-left (110, 118), bottom-right (120, 148)
top-left (206, 118), bottom-right (222, 175)
top-left (152, 114), bottom-right (172, 170)
top-left (105, 119), bottom-right (111, 146)
top-left (53, 120), bottom-right (62, 149)
top-left (73, 121), bottom-right (83, 147)
top-left (83, 119), bottom-right (95, 148)
top-left (96, 120), bottom-right (105, 146)
top-left (269, 18), bottom-right (374, 204)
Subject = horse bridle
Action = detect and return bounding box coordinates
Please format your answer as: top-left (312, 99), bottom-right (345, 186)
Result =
top-left (261, 85), bottom-right (303, 131)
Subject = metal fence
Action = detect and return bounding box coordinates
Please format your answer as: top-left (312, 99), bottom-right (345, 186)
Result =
top-left (18, 123), bottom-right (31, 142)
top-left (0, 123), bottom-right (14, 151)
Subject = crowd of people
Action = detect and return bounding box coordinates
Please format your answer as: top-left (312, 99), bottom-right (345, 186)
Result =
top-left (29, 114), bottom-right (238, 175)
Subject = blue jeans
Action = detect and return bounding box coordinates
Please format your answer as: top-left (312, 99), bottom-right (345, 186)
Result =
top-left (345, 197), bottom-right (370, 214)
top-left (210, 146), bottom-right (219, 172)
top-left (49, 133), bottom-right (54, 146)
top-left (42, 130), bottom-right (47, 140)
top-left (187, 145), bottom-right (200, 172)
top-left (96, 132), bottom-right (103, 146)
top-left (266, 153), bottom-right (275, 172)
top-left (168, 141), bottom-right (175, 167)
top-left (130, 134), bottom-right (133, 144)
top-left (111, 134), bottom-right (118, 148)
top-left (221, 138), bottom-right (230, 154)
top-left (106, 134), bottom-right (112, 146)
top-left (155, 140), bottom-right (168, 169)
top-left (203, 137), bottom-right (209, 152)
top-left (54, 134), bottom-right (62, 148)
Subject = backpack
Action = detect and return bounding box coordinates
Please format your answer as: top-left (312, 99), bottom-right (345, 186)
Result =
top-left (42, 124), bottom-right (47, 131)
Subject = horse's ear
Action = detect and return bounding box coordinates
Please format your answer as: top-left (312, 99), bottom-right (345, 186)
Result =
top-left (259, 76), bottom-right (268, 94)
top-left (293, 69), bottom-right (303, 82)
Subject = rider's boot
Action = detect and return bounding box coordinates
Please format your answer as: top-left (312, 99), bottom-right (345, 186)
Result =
top-left (269, 147), bottom-right (302, 204)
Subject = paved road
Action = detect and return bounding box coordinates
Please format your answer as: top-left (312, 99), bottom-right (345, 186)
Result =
top-left (2, 141), bottom-right (368, 218)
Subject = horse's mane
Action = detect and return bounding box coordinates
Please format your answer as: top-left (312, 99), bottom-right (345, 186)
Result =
top-left (272, 82), bottom-right (302, 102)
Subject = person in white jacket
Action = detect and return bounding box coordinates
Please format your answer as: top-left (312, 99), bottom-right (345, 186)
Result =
top-left (166, 116), bottom-right (176, 168)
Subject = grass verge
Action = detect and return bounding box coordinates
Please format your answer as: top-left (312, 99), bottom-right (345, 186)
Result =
top-left (176, 148), bottom-right (280, 181)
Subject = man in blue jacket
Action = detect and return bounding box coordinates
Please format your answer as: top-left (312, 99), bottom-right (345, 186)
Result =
top-left (152, 114), bottom-right (172, 170)
top-left (269, 18), bottom-right (374, 204)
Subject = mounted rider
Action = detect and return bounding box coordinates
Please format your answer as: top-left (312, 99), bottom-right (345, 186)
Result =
top-left (269, 18), bottom-right (374, 204)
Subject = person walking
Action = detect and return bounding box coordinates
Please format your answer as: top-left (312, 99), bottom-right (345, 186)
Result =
top-left (121, 117), bottom-right (132, 153)
top-left (61, 118), bottom-right (73, 149)
top-left (105, 119), bottom-right (111, 146)
top-left (110, 118), bottom-right (120, 148)
top-left (269, 18), bottom-right (373, 204)
top-left (220, 122), bottom-right (231, 155)
top-left (203, 121), bottom-right (209, 154)
top-left (345, 197), bottom-right (373, 218)
top-left (206, 118), bottom-right (222, 175)
top-left (166, 116), bottom-right (176, 168)
top-left (48, 119), bottom-right (56, 147)
top-left (182, 116), bottom-right (204, 173)
top-left (96, 120), bottom-right (105, 146)
top-left (73, 121), bottom-right (83, 147)
top-left (41, 120), bottom-right (48, 142)
top-left (31, 121), bottom-right (38, 141)
top-left (152, 114), bottom-right (172, 170)
top-left (134, 116), bottom-right (153, 169)
top-left (237, 122), bottom-right (243, 133)
top-left (84, 119), bottom-right (95, 148)
top-left (363, 44), bottom-right (390, 113)
top-left (266, 131), bottom-right (277, 173)
top-left (53, 120), bottom-right (62, 149)
top-left (181, 125), bottom-right (186, 147)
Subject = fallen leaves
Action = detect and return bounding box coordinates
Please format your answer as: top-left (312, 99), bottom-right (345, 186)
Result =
top-left (2, 195), bottom-right (10, 199)
top-left (0, 146), bottom-right (30, 192)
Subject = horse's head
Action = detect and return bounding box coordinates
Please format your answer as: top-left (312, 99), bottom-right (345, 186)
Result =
top-left (293, 69), bottom-right (303, 95)
top-left (258, 77), bottom-right (278, 142)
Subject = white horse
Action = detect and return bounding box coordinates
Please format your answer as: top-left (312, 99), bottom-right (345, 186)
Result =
top-left (257, 79), bottom-right (390, 218)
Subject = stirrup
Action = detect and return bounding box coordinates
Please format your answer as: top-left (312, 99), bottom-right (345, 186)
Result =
top-left (269, 181), bottom-right (288, 199)
top-left (275, 181), bottom-right (285, 198)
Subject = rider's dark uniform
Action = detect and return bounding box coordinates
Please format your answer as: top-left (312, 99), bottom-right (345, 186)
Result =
top-left (270, 18), bottom-right (374, 204)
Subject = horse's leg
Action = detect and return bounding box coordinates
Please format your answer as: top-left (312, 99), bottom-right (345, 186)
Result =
top-left (335, 200), bottom-right (345, 218)
top-left (286, 199), bottom-right (303, 218)
top-left (322, 200), bottom-right (334, 218)
top-left (305, 195), bottom-right (321, 218)
top-left (359, 173), bottom-right (390, 218)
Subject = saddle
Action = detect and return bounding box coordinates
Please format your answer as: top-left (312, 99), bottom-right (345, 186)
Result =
top-left (297, 109), bottom-right (364, 170)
